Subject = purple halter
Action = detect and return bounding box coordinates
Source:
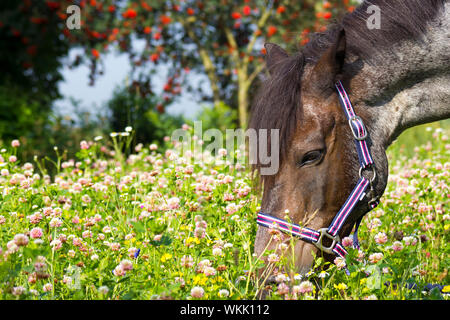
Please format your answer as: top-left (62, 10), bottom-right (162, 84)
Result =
top-left (256, 81), bottom-right (380, 259)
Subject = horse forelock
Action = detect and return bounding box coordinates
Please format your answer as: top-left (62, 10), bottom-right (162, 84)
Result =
top-left (248, 52), bottom-right (305, 184)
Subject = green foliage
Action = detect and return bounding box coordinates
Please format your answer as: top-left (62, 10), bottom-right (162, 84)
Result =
top-left (0, 0), bottom-right (70, 159)
top-left (0, 123), bottom-right (447, 300)
top-left (66, 0), bottom-right (358, 123)
top-left (0, 0), bottom-right (68, 99)
top-left (389, 119), bottom-right (450, 159)
top-left (195, 102), bottom-right (238, 133)
top-left (106, 84), bottom-right (185, 145)
top-left (0, 0), bottom-right (360, 161)
top-left (48, 99), bottom-right (109, 156)
top-left (0, 84), bottom-right (48, 143)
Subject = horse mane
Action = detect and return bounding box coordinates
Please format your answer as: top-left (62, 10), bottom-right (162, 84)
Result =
top-left (249, 0), bottom-right (446, 182)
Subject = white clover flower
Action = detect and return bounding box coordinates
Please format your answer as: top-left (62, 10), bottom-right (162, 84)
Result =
top-left (267, 253), bottom-right (279, 263)
top-left (218, 289), bottom-right (229, 298)
top-left (12, 286), bottom-right (26, 296)
top-left (190, 286), bottom-right (205, 298)
top-left (212, 247), bottom-right (223, 256)
top-left (223, 242), bottom-right (233, 249)
top-left (98, 286), bottom-right (109, 295)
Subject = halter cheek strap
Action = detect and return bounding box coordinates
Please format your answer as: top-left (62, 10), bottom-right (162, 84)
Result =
top-left (256, 81), bottom-right (380, 259)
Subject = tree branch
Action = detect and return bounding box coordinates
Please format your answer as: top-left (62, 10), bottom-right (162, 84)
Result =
top-left (181, 19), bottom-right (222, 104)
top-left (224, 27), bottom-right (241, 69)
top-left (245, 6), bottom-right (272, 58)
top-left (246, 63), bottom-right (266, 89)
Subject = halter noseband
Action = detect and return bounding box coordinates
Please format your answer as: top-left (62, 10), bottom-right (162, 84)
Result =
top-left (257, 81), bottom-right (380, 259)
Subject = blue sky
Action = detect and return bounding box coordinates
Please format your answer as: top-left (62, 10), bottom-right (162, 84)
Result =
top-left (54, 46), bottom-right (210, 121)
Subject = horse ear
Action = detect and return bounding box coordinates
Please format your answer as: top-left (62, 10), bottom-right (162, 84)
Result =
top-left (309, 28), bottom-right (346, 93)
top-left (264, 43), bottom-right (289, 74)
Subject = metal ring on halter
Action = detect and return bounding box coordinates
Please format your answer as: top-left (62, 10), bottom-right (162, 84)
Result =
top-left (348, 116), bottom-right (368, 141)
top-left (359, 165), bottom-right (376, 183)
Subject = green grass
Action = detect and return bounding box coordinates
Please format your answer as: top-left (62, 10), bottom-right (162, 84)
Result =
top-left (389, 119), bottom-right (450, 159)
top-left (0, 123), bottom-right (448, 300)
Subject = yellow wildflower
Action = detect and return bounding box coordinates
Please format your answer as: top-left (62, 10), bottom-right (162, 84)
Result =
top-left (124, 238), bottom-right (136, 246)
top-left (211, 276), bottom-right (224, 284)
top-left (185, 237), bottom-right (200, 246)
top-left (216, 276), bottom-right (224, 283)
top-left (193, 274), bottom-right (208, 286)
top-left (160, 253), bottom-right (172, 263)
top-left (334, 283), bottom-right (348, 291)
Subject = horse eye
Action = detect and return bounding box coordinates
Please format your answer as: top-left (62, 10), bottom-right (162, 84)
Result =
top-left (298, 150), bottom-right (323, 167)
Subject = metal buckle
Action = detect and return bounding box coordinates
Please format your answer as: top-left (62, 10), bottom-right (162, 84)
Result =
top-left (359, 165), bottom-right (379, 208)
top-left (314, 228), bottom-right (340, 254)
top-left (348, 116), bottom-right (367, 141)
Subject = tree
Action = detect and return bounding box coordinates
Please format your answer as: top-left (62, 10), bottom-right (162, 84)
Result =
top-left (0, 0), bottom-right (358, 154)
top-left (106, 82), bottom-right (185, 145)
top-left (65, 0), bottom-right (358, 128)
top-left (0, 0), bottom-right (72, 157)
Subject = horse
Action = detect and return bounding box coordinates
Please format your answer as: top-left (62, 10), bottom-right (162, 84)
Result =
top-left (249, 0), bottom-right (450, 287)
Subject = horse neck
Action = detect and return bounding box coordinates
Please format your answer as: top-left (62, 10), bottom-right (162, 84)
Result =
top-left (347, 2), bottom-right (450, 149)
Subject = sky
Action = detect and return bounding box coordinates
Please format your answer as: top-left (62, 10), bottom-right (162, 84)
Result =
top-left (54, 46), bottom-right (210, 122)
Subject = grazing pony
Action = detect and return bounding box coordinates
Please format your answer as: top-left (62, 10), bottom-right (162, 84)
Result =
top-left (250, 0), bottom-right (450, 278)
